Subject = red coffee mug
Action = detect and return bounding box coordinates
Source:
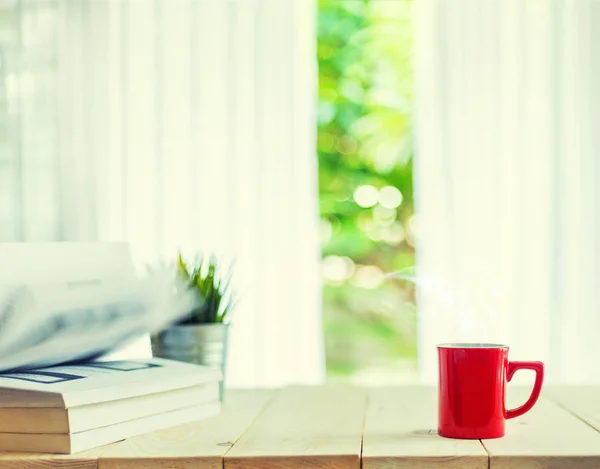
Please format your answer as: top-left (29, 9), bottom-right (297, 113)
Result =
top-left (437, 343), bottom-right (544, 439)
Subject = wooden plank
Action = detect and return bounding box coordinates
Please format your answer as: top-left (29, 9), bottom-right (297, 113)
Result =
top-left (362, 386), bottom-right (488, 469)
top-left (546, 386), bottom-right (600, 433)
top-left (98, 390), bottom-right (274, 469)
top-left (483, 390), bottom-right (600, 469)
top-left (224, 386), bottom-right (366, 469)
top-left (0, 446), bottom-right (106, 469)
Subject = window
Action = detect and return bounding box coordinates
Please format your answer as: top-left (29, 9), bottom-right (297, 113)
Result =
top-left (318, 0), bottom-right (416, 384)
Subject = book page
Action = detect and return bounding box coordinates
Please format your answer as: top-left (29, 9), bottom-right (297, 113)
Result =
top-left (0, 271), bottom-right (201, 372)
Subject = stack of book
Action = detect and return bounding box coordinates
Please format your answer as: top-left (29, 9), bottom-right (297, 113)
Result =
top-left (0, 358), bottom-right (221, 453)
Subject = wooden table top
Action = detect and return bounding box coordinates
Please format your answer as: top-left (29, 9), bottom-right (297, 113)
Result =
top-left (1, 385), bottom-right (599, 469)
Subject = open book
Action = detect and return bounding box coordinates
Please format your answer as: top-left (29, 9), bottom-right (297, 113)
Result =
top-left (0, 244), bottom-right (219, 453)
top-left (0, 270), bottom-right (201, 372)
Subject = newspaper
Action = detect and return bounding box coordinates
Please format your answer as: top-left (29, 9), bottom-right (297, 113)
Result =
top-left (0, 270), bottom-right (201, 372)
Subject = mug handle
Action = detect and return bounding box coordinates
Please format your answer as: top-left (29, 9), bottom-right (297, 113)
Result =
top-left (505, 361), bottom-right (545, 419)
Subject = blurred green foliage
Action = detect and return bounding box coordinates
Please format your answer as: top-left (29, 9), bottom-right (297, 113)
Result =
top-left (318, 0), bottom-right (417, 382)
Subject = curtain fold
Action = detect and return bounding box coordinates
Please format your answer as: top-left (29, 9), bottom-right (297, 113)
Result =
top-left (0, 0), bottom-right (323, 387)
top-left (415, 0), bottom-right (600, 384)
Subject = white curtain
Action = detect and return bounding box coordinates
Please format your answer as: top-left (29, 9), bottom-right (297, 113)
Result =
top-left (0, 0), bottom-right (324, 387)
top-left (415, 0), bottom-right (600, 384)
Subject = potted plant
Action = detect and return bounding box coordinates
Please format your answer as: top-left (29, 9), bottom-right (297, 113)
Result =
top-left (151, 254), bottom-right (234, 400)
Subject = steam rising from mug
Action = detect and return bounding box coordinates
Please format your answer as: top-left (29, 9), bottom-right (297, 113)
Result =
top-left (384, 265), bottom-right (509, 346)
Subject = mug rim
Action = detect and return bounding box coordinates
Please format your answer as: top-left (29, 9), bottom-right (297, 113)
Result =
top-left (437, 343), bottom-right (508, 349)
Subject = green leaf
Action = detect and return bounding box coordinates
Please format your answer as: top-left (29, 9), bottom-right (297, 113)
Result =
top-left (175, 254), bottom-right (235, 324)
top-left (177, 253), bottom-right (190, 280)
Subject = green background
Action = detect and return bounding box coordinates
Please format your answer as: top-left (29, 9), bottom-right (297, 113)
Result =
top-left (318, 0), bottom-right (417, 383)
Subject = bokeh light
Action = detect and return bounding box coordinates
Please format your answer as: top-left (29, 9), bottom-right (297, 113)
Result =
top-left (379, 186), bottom-right (403, 209)
top-left (365, 224), bottom-right (382, 242)
top-left (356, 211), bottom-right (374, 232)
top-left (352, 265), bottom-right (384, 289)
top-left (318, 132), bottom-right (336, 152)
top-left (353, 185), bottom-right (379, 208)
top-left (320, 219), bottom-right (333, 244)
top-left (323, 255), bottom-right (356, 284)
top-left (336, 135), bottom-right (358, 155)
top-left (373, 204), bottom-right (396, 225)
top-left (405, 215), bottom-right (417, 247)
top-left (381, 222), bottom-right (405, 245)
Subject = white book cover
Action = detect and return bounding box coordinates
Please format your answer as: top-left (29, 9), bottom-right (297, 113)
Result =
top-left (0, 400), bottom-right (221, 454)
top-left (0, 381), bottom-right (219, 434)
top-left (0, 358), bottom-right (221, 408)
